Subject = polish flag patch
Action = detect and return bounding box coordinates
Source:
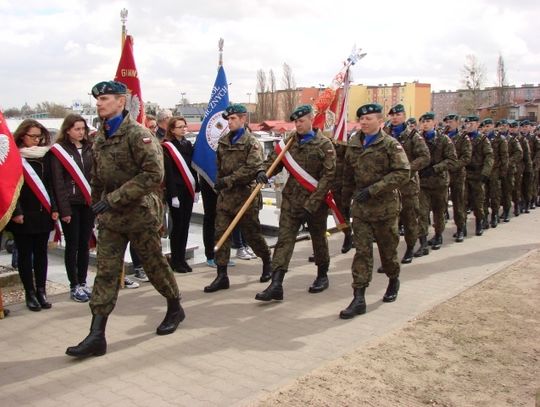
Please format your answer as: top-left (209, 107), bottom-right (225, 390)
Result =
top-left (142, 137), bottom-right (152, 144)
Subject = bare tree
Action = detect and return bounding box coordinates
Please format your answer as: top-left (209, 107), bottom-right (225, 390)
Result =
top-left (255, 69), bottom-right (268, 121)
top-left (460, 54), bottom-right (486, 114)
top-left (495, 54), bottom-right (509, 107)
top-left (268, 69), bottom-right (277, 119)
top-left (282, 63), bottom-right (297, 119)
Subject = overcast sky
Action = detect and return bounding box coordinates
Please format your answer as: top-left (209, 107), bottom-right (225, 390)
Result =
top-left (1, 0), bottom-right (539, 110)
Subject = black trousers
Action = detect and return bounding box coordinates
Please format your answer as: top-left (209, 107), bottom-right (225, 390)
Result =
top-left (60, 204), bottom-right (94, 288)
top-left (200, 178), bottom-right (217, 260)
top-left (168, 196), bottom-right (194, 267)
top-left (13, 232), bottom-right (50, 292)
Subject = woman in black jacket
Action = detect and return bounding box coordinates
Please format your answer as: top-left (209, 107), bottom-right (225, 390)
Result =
top-left (50, 114), bottom-right (94, 302)
top-left (7, 119), bottom-right (58, 311)
top-left (162, 117), bottom-right (198, 273)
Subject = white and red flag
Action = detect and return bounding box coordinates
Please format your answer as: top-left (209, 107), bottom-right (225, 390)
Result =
top-left (115, 35), bottom-right (145, 124)
top-left (0, 111), bottom-right (23, 230)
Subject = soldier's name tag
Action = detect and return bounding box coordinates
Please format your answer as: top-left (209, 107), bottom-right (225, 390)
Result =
top-left (142, 137), bottom-right (152, 144)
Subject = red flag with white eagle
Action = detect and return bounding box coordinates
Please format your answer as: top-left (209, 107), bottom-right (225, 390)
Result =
top-left (114, 35), bottom-right (145, 124)
top-left (0, 111), bottom-right (23, 230)
top-left (332, 69), bottom-right (350, 143)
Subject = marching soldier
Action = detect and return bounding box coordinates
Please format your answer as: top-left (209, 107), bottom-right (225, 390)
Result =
top-left (66, 81), bottom-right (185, 358)
top-left (415, 112), bottom-right (457, 255)
top-left (384, 104), bottom-right (430, 263)
top-left (524, 120), bottom-right (540, 209)
top-left (444, 114), bottom-right (471, 242)
top-left (517, 121), bottom-right (533, 214)
top-left (339, 103), bottom-right (410, 319)
top-left (255, 105), bottom-right (336, 301)
top-left (498, 120), bottom-right (521, 222)
top-left (204, 104), bottom-right (272, 293)
top-left (464, 115), bottom-right (494, 236)
top-left (509, 121), bottom-right (526, 216)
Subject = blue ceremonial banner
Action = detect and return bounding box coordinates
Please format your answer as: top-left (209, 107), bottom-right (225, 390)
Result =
top-left (192, 66), bottom-right (230, 186)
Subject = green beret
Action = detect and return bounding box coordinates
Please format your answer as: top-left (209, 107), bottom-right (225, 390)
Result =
top-left (289, 104), bottom-right (313, 121)
top-left (388, 104), bottom-right (405, 115)
top-left (520, 119), bottom-right (531, 126)
top-left (481, 118), bottom-right (494, 125)
top-left (91, 81), bottom-right (127, 98)
top-left (406, 117), bottom-right (417, 125)
top-left (356, 103), bottom-right (383, 118)
top-left (419, 112), bottom-right (435, 122)
top-left (464, 115), bottom-right (480, 123)
top-left (495, 119), bottom-right (508, 127)
top-left (508, 120), bottom-right (518, 128)
top-left (443, 114), bottom-right (459, 122)
top-left (222, 104), bottom-right (247, 119)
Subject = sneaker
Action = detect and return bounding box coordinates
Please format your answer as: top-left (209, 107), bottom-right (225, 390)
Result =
top-left (207, 258), bottom-right (236, 268)
top-left (124, 277), bottom-right (140, 289)
top-left (133, 267), bottom-right (150, 282)
top-left (70, 285), bottom-right (89, 302)
top-left (236, 247), bottom-right (252, 260)
top-left (80, 283), bottom-right (92, 298)
top-left (245, 246), bottom-right (257, 259)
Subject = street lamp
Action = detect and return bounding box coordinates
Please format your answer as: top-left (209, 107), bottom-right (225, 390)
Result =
top-left (246, 92), bottom-right (252, 123)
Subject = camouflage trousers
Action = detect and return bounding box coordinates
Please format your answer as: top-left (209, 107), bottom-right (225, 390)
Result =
top-left (531, 168), bottom-right (539, 202)
top-left (399, 192), bottom-right (420, 248)
top-left (419, 186), bottom-right (448, 236)
top-left (512, 167), bottom-right (523, 205)
top-left (272, 203), bottom-right (329, 272)
top-left (332, 185), bottom-right (352, 236)
top-left (466, 178), bottom-right (485, 220)
top-left (90, 228), bottom-right (180, 316)
top-left (522, 170), bottom-right (532, 204)
top-left (501, 170), bottom-right (514, 211)
top-left (449, 174), bottom-right (466, 229)
top-left (484, 171), bottom-right (502, 216)
top-left (214, 201), bottom-right (271, 267)
top-left (351, 215), bottom-right (399, 289)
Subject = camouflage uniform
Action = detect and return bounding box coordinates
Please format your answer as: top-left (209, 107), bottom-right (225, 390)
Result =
top-left (214, 129), bottom-right (271, 267)
top-left (484, 132), bottom-right (508, 221)
top-left (418, 131), bottom-right (458, 237)
top-left (342, 130), bottom-right (410, 288)
top-left (510, 133), bottom-right (525, 212)
top-left (90, 113), bottom-right (180, 316)
top-left (385, 125), bottom-right (430, 249)
top-left (448, 131), bottom-right (472, 232)
top-left (501, 132), bottom-right (520, 216)
top-left (465, 133), bottom-right (494, 221)
top-left (265, 131), bottom-right (336, 272)
top-left (332, 142), bottom-right (352, 232)
top-left (518, 134), bottom-right (533, 211)
top-left (527, 133), bottom-right (540, 206)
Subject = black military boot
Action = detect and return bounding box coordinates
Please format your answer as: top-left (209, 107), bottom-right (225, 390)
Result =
top-left (156, 297), bottom-right (185, 335)
top-left (383, 277), bottom-right (400, 303)
top-left (463, 223), bottom-right (468, 237)
top-left (25, 290), bottom-right (41, 312)
top-left (401, 246), bottom-right (414, 264)
top-left (530, 199), bottom-right (536, 210)
top-left (308, 264), bottom-right (329, 293)
top-left (431, 234), bottom-right (443, 250)
top-left (204, 265), bottom-right (229, 293)
top-left (490, 213), bottom-right (498, 228)
top-left (341, 232), bottom-right (353, 254)
top-left (255, 270), bottom-right (285, 301)
top-left (36, 287), bottom-right (52, 309)
top-left (260, 260), bottom-right (272, 283)
top-left (455, 228), bottom-right (465, 243)
top-left (482, 216), bottom-right (490, 230)
top-left (514, 202), bottom-right (520, 216)
top-left (339, 287), bottom-right (366, 319)
top-left (523, 201), bottom-right (530, 213)
top-left (398, 225), bottom-right (405, 236)
top-left (502, 208), bottom-right (510, 222)
top-left (377, 266), bottom-right (385, 273)
top-left (475, 218), bottom-right (483, 236)
top-left (427, 236), bottom-right (436, 246)
top-left (413, 236), bottom-right (429, 257)
top-left (66, 315), bottom-right (108, 358)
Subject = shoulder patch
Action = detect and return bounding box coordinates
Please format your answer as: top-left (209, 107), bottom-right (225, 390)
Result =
top-left (142, 137), bottom-right (152, 144)
top-left (253, 143), bottom-right (259, 150)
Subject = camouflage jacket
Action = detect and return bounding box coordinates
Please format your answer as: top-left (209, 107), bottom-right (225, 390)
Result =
top-left (448, 132), bottom-right (472, 179)
top-left (507, 134), bottom-right (524, 173)
top-left (419, 131), bottom-right (458, 189)
top-left (488, 133), bottom-right (509, 177)
top-left (216, 129), bottom-right (264, 211)
top-left (517, 134), bottom-right (533, 173)
top-left (466, 133), bottom-right (494, 180)
top-left (91, 113), bottom-right (165, 232)
top-left (266, 130), bottom-right (336, 214)
top-left (527, 133), bottom-right (540, 169)
top-left (342, 130), bottom-right (410, 221)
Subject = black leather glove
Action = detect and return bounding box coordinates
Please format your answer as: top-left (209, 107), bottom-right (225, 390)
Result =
top-left (256, 171), bottom-right (268, 185)
top-left (354, 187), bottom-right (371, 203)
top-left (482, 175), bottom-right (490, 183)
top-left (92, 199), bottom-right (111, 215)
top-left (214, 179), bottom-right (227, 191)
top-left (419, 166), bottom-right (436, 178)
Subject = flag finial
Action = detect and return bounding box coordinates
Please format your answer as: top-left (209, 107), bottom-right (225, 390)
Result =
top-left (120, 8), bottom-right (128, 49)
top-left (218, 38), bottom-right (224, 67)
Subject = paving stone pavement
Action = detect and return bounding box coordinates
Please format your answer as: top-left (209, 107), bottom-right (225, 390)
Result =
top-left (1, 210), bottom-right (539, 407)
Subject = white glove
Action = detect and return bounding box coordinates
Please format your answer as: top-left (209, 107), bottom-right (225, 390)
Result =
top-left (194, 192), bottom-right (200, 203)
top-left (171, 197), bottom-right (180, 208)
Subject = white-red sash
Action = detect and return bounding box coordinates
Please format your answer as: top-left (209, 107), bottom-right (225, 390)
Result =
top-left (22, 158), bottom-right (51, 213)
top-left (275, 139), bottom-right (346, 227)
top-left (50, 144), bottom-right (92, 205)
top-left (163, 141), bottom-right (196, 199)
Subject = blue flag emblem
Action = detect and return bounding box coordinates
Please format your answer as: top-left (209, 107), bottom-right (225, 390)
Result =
top-left (192, 66), bottom-right (229, 185)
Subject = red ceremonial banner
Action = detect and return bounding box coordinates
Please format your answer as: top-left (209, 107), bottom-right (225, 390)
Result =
top-left (114, 35), bottom-right (145, 124)
top-left (0, 111), bottom-right (23, 230)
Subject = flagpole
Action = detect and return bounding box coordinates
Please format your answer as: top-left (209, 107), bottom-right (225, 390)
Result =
top-left (120, 8), bottom-right (128, 49)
